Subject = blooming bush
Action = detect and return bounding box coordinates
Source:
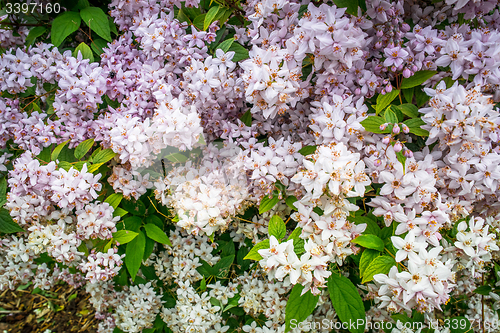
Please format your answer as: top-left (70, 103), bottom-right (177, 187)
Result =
top-left (1, 0), bottom-right (500, 332)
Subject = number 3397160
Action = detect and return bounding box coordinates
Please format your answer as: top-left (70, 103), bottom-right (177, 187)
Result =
top-left (5, 2), bottom-right (61, 14)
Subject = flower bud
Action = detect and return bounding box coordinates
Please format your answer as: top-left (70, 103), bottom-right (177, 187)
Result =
top-left (386, 84), bottom-right (393, 93)
top-left (376, 30), bottom-right (384, 37)
top-left (403, 149), bottom-right (413, 158)
top-left (379, 123), bottom-right (388, 130)
top-left (382, 136), bottom-right (391, 144)
top-left (394, 141), bottom-right (403, 152)
top-left (403, 68), bottom-right (412, 78)
top-left (374, 159), bottom-right (382, 167)
top-left (393, 123), bottom-right (400, 134)
top-left (402, 124), bottom-right (410, 134)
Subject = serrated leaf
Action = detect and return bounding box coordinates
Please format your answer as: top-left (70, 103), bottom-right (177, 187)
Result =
top-left (268, 215), bottom-right (286, 240)
top-left (112, 230), bottom-right (138, 244)
top-left (113, 207), bottom-right (128, 218)
top-left (143, 223), bottom-right (172, 246)
top-left (298, 145), bottom-right (317, 156)
top-left (327, 273), bottom-right (365, 333)
top-left (243, 239), bottom-right (269, 261)
top-left (359, 249), bottom-right (379, 278)
top-left (90, 38), bottom-right (108, 55)
top-left (240, 110), bottom-right (252, 126)
top-left (73, 42), bottom-right (94, 62)
top-left (74, 138), bottom-right (94, 160)
top-left (125, 231), bottom-right (146, 281)
top-left (216, 38), bottom-right (234, 53)
top-left (403, 118), bottom-right (429, 136)
top-left (227, 42), bottom-right (249, 62)
top-left (51, 12), bottom-right (81, 47)
top-left (0, 208), bottom-right (24, 233)
top-left (352, 234), bottom-right (385, 252)
top-left (121, 199), bottom-right (146, 216)
top-left (361, 255), bottom-right (395, 283)
top-left (360, 116), bottom-right (387, 134)
top-left (375, 89), bottom-right (399, 114)
top-left (285, 196), bottom-right (298, 211)
top-left (80, 7), bottom-right (112, 42)
top-left (104, 193), bottom-right (123, 210)
top-left (449, 317), bottom-right (472, 333)
top-left (401, 70), bottom-right (437, 89)
top-left (26, 26), bottom-right (46, 46)
top-left (473, 285), bottom-right (492, 295)
top-left (259, 194), bottom-right (279, 214)
top-left (87, 163), bottom-right (103, 173)
top-left (214, 255), bottom-right (234, 278)
top-left (165, 153), bottom-right (188, 163)
top-left (397, 104), bottom-right (419, 119)
top-left (285, 284), bottom-right (319, 332)
top-left (204, 5), bottom-right (220, 30)
top-left (92, 149), bottom-right (117, 164)
top-left (51, 140), bottom-right (70, 161)
top-left (384, 108), bottom-right (398, 124)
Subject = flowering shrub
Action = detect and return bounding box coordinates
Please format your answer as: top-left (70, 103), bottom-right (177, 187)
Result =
top-left (1, 0), bottom-right (500, 332)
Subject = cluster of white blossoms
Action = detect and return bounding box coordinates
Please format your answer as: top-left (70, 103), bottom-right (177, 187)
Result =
top-left (154, 143), bottom-right (249, 236)
top-left (152, 227), bottom-right (219, 284)
top-left (372, 232), bottom-right (455, 313)
top-left (108, 166), bottom-right (153, 200)
top-left (161, 280), bottom-right (225, 333)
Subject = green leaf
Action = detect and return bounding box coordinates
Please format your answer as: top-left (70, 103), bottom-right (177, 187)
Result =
top-left (269, 215), bottom-right (286, 240)
top-left (397, 104), bottom-right (419, 118)
top-left (204, 5), bottom-right (220, 30)
top-left (384, 108), bottom-right (398, 124)
top-left (80, 6), bottom-right (112, 42)
top-left (144, 215), bottom-right (163, 229)
top-left (352, 216), bottom-right (380, 236)
top-left (214, 255), bottom-right (234, 278)
top-left (375, 89), bottom-right (399, 114)
top-left (125, 230), bottom-right (146, 281)
top-left (243, 239), bottom-right (269, 261)
top-left (92, 149), bottom-right (117, 164)
top-left (0, 208), bottom-right (24, 233)
top-left (259, 194), bottom-right (279, 214)
top-left (165, 152), bottom-right (188, 163)
top-left (90, 38), bottom-right (108, 55)
top-left (473, 285), bottom-right (492, 295)
top-left (285, 284), bottom-right (319, 332)
top-left (240, 110), bottom-right (252, 126)
top-left (200, 276), bottom-right (207, 291)
top-left (449, 317), bottom-right (472, 333)
top-left (122, 216), bottom-right (142, 232)
top-left (327, 273), bottom-right (365, 333)
top-left (26, 26), bottom-right (46, 46)
top-left (361, 255), bottom-right (395, 283)
top-left (57, 161), bottom-right (73, 171)
top-left (401, 70), bottom-right (437, 89)
top-left (285, 196), bottom-right (298, 211)
top-left (193, 14), bottom-right (206, 31)
top-left (403, 87), bottom-right (414, 104)
top-left (352, 234), bottom-right (384, 251)
top-left (112, 230), bottom-right (138, 244)
top-left (143, 223), bottom-right (172, 246)
top-left (223, 294), bottom-right (240, 312)
top-left (298, 145), bottom-right (317, 156)
top-left (360, 116), bottom-right (387, 134)
top-left (216, 38), bottom-right (234, 53)
top-left (0, 178), bottom-right (7, 199)
top-left (74, 138), bottom-right (94, 160)
top-left (121, 199), bottom-right (146, 216)
top-left (403, 118), bottom-right (429, 136)
top-left (359, 249), bottom-right (379, 278)
top-left (227, 42), bottom-right (249, 62)
top-left (51, 12), bottom-right (81, 47)
top-left (73, 42), bottom-right (94, 62)
top-left (113, 207), bottom-right (128, 218)
top-left (104, 193), bottom-right (123, 210)
top-left (287, 227), bottom-right (305, 256)
top-left (51, 140), bottom-right (70, 161)
top-left (333, 0), bottom-right (359, 15)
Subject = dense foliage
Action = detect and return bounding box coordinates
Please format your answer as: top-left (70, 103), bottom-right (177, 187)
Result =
top-left (1, 0), bottom-right (500, 332)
